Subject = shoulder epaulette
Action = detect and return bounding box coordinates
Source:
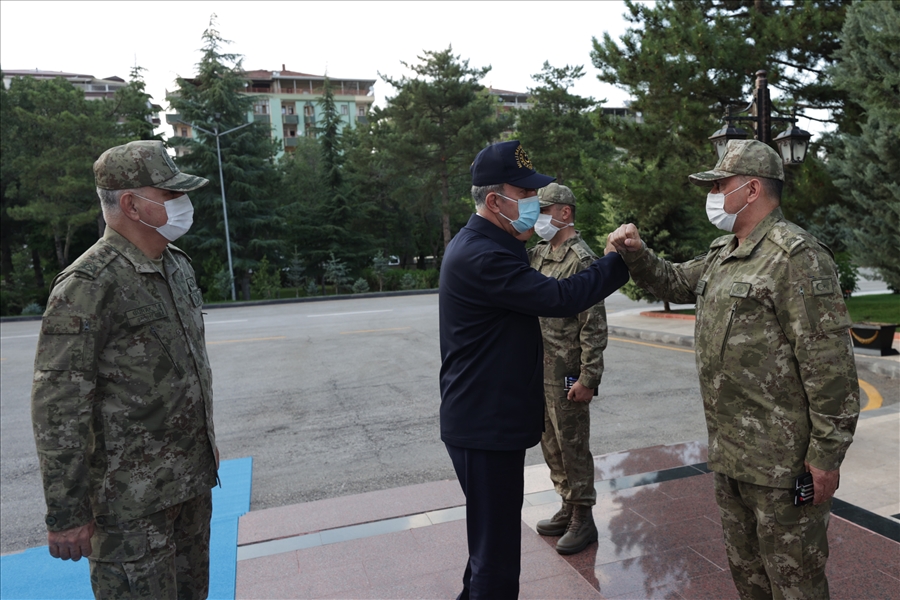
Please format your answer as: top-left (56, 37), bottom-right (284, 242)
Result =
top-left (167, 244), bottom-right (193, 263)
top-left (767, 221), bottom-right (810, 256)
top-left (571, 241), bottom-right (596, 263)
top-left (68, 242), bottom-right (118, 280)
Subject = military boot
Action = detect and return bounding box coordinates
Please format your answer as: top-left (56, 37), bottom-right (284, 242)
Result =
top-left (536, 501), bottom-right (571, 536)
top-left (555, 504), bottom-right (598, 555)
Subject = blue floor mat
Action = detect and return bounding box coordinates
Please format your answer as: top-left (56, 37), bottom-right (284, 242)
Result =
top-left (0, 457), bottom-right (253, 600)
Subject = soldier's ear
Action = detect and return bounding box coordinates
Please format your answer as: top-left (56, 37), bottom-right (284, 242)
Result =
top-left (119, 191), bottom-right (141, 222)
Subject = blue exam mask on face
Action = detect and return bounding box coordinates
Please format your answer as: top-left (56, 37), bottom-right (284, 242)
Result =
top-left (495, 192), bottom-right (540, 233)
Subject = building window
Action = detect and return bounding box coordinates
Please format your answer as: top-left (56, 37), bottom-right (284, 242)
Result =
top-left (253, 100), bottom-right (269, 115)
top-left (181, 127), bottom-right (187, 137)
top-left (304, 104), bottom-right (314, 117)
top-left (341, 105), bottom-right (349, 115)
top-left (357, 106), bottom-right (366, 117)
top-left (287, 104), bottom-right (295, 115)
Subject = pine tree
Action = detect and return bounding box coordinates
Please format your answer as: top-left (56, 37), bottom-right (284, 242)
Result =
top-left (828, 0), bottom-right (900, 291)
top-left (376, 47), bottom-right (510, 256)
top-left (167, 14), bottom-right (283, 300)
top-left (589, 0), bottom-right (856, 304)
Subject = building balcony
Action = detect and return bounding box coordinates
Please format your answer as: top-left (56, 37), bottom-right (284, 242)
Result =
top-left (253, 114), bottom-right (271, 123)
top-left (284, 137), bottom-right (299, 147)
top-left (356, 115), bottom-right (368, 125)
top-left (283, 114), bottom-right (299, 124)
top-left (304, 116), bottom-right (316, 125)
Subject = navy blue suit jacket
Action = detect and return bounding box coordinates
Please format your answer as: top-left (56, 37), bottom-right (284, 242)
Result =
top-left (439, 214), bottom-right (630, 451)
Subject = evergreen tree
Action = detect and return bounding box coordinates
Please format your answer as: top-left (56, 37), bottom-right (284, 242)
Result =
top-left (589, 0), bottom-right (856, 304)
top-left (113, 66), bottom-right (161, 142)
top-left (3, 76), bottom-right (119, 269)
top-left (375, 47), bottom-right (510, 256)
top-left (515, 62), bottom-right (617, 249)
top-left (827, 0), bottom-right (900, 291)
top-left (167, 14), bottom-right (282, 300)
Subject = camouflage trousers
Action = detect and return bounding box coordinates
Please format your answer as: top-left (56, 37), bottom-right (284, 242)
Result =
top-left (541, 384), bottom-right (596, 506)
top-left (714, 473), bottom-right (831, 600)
top-left (88, 490), bottom-right (212, 599)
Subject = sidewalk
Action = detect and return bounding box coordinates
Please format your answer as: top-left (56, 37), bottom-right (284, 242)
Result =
top-left (234, 312), bottom-right (899, 599)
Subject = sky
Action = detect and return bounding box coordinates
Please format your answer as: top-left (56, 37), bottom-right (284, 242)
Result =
top-left (0, 0), bottom-right (646, 138)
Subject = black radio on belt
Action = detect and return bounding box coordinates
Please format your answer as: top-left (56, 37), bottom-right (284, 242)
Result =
top-left (793, 472), bottom-right (814, 506)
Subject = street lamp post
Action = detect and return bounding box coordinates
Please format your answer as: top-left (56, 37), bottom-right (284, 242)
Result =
top-left (178, 119), bottom-right (252, 301)
top-left (708, 70), bottom-right (812, 165)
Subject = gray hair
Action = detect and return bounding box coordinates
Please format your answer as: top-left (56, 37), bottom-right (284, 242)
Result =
top-left (96, 187), bottom-right (127, 218)
top-left (471, 183), bottom-right (505, 209)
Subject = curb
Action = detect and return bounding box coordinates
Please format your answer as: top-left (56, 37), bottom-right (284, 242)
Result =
top-left (609, 325), bottom-right (899, 380)
top-left (0, 289), bottom-right (440, 322)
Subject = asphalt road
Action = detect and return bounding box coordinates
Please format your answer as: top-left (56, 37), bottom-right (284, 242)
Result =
top-left (2, 291), bottom-right (896, 555)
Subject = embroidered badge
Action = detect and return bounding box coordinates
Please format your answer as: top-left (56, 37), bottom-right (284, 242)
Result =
top-left (515, 145), bottom-right (533, 170)
top-left (811, 278), bottom-right (833, 296)
top-left (695, 280), bottom-right (708, 296)
top-left (126, 302), bottom-right (168, 326)
top-left (729, 282), bottom-right (752, 298)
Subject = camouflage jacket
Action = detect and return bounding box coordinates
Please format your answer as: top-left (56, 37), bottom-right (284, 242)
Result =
top-left (622, 208), bottom-right (859, 488)
top-left (529, 234), bottom-right (607, 390)
top-left (31, 227), bottom-right (217, 531)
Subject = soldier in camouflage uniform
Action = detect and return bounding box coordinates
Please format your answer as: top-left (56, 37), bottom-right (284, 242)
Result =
top-left (528, 183), bottom-right (605, 555)
top-left (606, 140), bottom-right (859, 600)
top-left (31, 141), bottom-right (219, 599)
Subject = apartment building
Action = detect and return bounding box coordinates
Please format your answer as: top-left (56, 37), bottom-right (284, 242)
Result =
top-left (3, 69), bottom-right (162, 126)
top-left (167, 65), bottom-right (376, 158)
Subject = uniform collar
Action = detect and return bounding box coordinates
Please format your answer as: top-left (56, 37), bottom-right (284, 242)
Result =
top-left (103, 226), bottom-right (179, 274)
top-left (535, 232), bottom-right (582, 261)
top-left (729, 206), bottom-right (784, 259)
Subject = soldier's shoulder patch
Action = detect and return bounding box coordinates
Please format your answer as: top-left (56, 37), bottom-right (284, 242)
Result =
top-left (811, 277), bottom-right (834, 296)
top-left (167, 244), bottom-right (193, 263)
top-left (67, 242), bottom-right (119, 280)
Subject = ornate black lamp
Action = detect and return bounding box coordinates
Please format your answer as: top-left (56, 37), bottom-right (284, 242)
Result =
top-left (709, 70), bottom-right (811, 165)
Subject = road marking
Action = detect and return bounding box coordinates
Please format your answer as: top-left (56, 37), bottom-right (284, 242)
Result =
top-left (859, 378), bottom-right (883, 411)
top-left (340, 327), bottom-right (410, 335)
top-left (0, 334), bottom-right (38, 340)
top-left (308, 310), bottom-right (393, 318)
top-left (608, 336), bottom-right (695, 354)
top-left (207, 336), bottom-right (287, 345)
top-left (205, 319), bottom-right (248, 325)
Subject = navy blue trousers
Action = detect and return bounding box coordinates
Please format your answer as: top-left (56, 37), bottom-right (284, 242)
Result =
top-left (445, 443), bottom-right (526, 600)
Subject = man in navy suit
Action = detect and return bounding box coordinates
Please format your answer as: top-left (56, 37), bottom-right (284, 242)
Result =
top-left (439, 140), bottom-right (630, 599)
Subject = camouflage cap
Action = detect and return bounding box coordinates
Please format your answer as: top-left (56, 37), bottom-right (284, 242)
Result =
top-left (94, 141), bottom-right (209, 191)
top-left (538, 182), bottom-right (577, 208)
top-left (689, 139), bottom-right (784, 187)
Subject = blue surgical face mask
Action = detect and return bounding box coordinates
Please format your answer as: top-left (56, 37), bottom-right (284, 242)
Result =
top-left (495, 192), bottom-right (540, 233)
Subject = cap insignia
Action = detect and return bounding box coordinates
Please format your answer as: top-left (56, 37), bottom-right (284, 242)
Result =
top-left (515, 145), bottom-right (533, 170)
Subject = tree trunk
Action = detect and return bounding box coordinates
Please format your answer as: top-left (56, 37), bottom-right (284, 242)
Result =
top-left (31, 248), bottom-right (45, 289)
top-left (663, 300), bottom-right (671, 312)
top-left (1, 234), bottom-right (14, 284)
top-left (241, 273), bottom-right (251, 301)
top-left (53, 233), bottom-right (66, 270)
top-left (440, 171), bottom-right (451, 250)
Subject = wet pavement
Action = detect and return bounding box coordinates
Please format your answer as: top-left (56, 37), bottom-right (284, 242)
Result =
top-left (234, 310), bottom-right (899, 599)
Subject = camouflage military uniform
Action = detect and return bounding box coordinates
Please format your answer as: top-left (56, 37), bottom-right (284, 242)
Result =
top-left (529, 234), bottom-right (606, 507)
top-left (622, 207), bottom-right (859, 599)
top-left (32, 226), bottom-right (217, 599)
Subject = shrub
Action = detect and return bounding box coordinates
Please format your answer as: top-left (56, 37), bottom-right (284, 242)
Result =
top-left (352, 278), bottom-right (370, 294)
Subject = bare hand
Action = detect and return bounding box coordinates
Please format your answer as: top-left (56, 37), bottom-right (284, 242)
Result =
top-left (605, 223), bottom-right (643, 254)
top-left (48, 521), bottom-right (94, 561)
top-left (567, 381), bottom-right (594, 403)
top-left (805, 462), bottom-right (840, 505)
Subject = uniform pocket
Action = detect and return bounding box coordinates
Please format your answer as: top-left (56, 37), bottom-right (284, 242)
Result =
top-left (90, 529), bottom-right (148, 563)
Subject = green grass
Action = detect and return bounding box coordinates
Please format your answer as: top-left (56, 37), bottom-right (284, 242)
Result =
top-left (653, 294), bottom-right (900, 324)
top-left (845, 293), bottom-right (900, 324)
